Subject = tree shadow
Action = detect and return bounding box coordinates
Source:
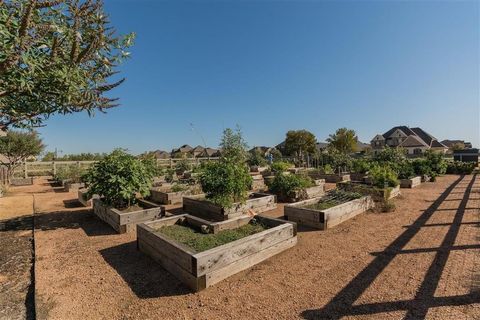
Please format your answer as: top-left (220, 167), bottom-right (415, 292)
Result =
top-left (0, 215), bottom-right (33, 232)
top-left (34, 209), bottom-right (117, 236)
top-left (99, 241), bottom-right (191, 298)
top-left (62, 199), bottom-right (83, 208)
top-left (301, 174), bottom-right (479, 319)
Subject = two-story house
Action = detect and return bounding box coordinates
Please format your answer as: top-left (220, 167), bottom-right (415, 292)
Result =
top-left (371, 126), bottom-right (448, 155)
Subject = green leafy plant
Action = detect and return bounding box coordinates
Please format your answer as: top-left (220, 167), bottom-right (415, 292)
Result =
top-left (55, 165), bottom-right (86, 183)
top-left (424, 150), bottom-right (447, 175)
top-left (412, 158), bottom-right (432, 176)
top-left (0, 0), bottom-right (135, 129)
top-left (322, 164), bottom-right (334, 174)
top-left (397, 161), bottom-right (416, 180)
top-left (269, 173), bottom-right (315, 200)
top-left (369, 165), bottom-right (399, 188)
top-left (247, 149), bottom-right (268, 167)
top-left (199, 161), bottom-right (253, 208)
top-left (351, 158), bottom-right (372, 174)
top-left (446, 161), bottom-right (476, 174)
top-left (83, 149), bottom-right (155, 208)
top-left (170, 183), bottom-right (189, 193)
top-left (175, 158), bottom-right (191, 173)
top-left (270, 161), bottom-right (293, 173)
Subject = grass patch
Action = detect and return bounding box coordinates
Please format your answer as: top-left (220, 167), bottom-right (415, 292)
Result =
top-left (300, 190), bottom-right (363, 211)
top-left (156, 221), bottom-right (269, 252)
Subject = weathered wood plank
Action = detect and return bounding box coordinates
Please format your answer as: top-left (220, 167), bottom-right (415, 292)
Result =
top-left (193, 223), bottom-right (294, 276)
top-left (138, 238), bottom-right (204, 291)
top-left (205, 237), bottom-right (297, 288)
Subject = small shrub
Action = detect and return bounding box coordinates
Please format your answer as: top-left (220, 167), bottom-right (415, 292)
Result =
top-left (247, 149), bottom-right (268, 167)
top-left (412, 159), bottom-right (432, 176)
top-left (269, 173), bottom-right (315, 200)
top-left (170, 183), bottom-right (189, 193)
top-left (55, 165), bottom-right (86, 183)
top-left (397, 161), bottom-right (415, 180)
top-left (424, 150), bottom-right (447, 175)
top-left (446, 161), bottom-right (476, 174)
top-left (351, 158), bottom-right (372, 174)
top-left (322, 164), bottom-right (334, 174)
top-left (199, 161), bottom-right (253, 208)
top-left (175, 159), bottom-right (191, 173)
top-left (165, 168), bottom-right (176, 183)
top-left (271, 161), bottom-right (293, 173)
top-left (83, 149), bottom-right (156, 208)
top-left (369, 165), bottom-right (399, 188)
top-left (380, 199), bottom-right (396, 212)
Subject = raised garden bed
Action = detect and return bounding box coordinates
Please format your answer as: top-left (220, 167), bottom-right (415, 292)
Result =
top-left (149, 184), bottom-right (202, 205)
top-left (250, 173), bottom-right (266, 192)
top-left (400, 176), bottom-right (422, 188)
top-left (64, 181), bottom-right (85, 192)
top-left (10, 177), bottom-right (34, 186)
top-left (183, 193), bottom-right (277, 221)
top-left (78, 188), bottom-right (92, 207)
top-left (337, 182), bottom-right (401, 201)
top-left (276, 179), bottom-right (326, 203)
top-left (93, 198), bottom-right (164, 233)
top-left (308, 172), bottom-right (351, 183)
top-left (350, 173), bottom-right (368, 182)
top-left (137, 214), bottom-right (297, 291)
top-left (285, 190), bottom-right (373, 229)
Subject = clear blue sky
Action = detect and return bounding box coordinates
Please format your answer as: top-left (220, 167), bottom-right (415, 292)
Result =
top-left (38, 0), bottom-right (479, 155)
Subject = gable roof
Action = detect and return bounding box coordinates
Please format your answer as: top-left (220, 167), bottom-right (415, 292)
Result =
top-left (399, 135), bottom-right (429, 148)
top-left (382, 126), bottom-right (416, 139)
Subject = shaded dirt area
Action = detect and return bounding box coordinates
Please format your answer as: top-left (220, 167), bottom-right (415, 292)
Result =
top-left (0, 183), bottom-right (38, 320)
top-left (5, 175), bottom-right (480, 319)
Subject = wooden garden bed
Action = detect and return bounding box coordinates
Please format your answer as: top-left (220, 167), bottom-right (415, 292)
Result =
top-left (250, 173), bottom-right (266, 192)
top-left (64, 181), bottom-right (85, 192)
top-left (308, 173), bottom-right (351, 183)
top-left (183, 193), bottom-right (277, 221)
top-left (337, 182), bottom-right (401, 200)
top-left (149, 184), bottom-right (202, 205)
top-left (285, 190), bottom-right (373, 229)
top-left (10, 177), bottom-right (33, 186)
top-left (137, 214), bottom-right (297, 291)
top-left (93, 198), bottom-right (164, 233)
top-left (78, 188), bottom-right (92, 207)
top-left (400, 176), bottom-right (422, 188)
top-left (276, 179), bottom-right (326, 203)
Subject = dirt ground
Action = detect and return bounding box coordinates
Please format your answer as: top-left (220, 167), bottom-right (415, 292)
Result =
top-left (1, 175), bottom-right (479, 320)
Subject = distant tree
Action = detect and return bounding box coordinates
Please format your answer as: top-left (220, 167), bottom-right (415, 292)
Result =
top-left (0, 130), bottom-right (44, 182)
top-left (450, 142), bottom-right (465, 152)
top-left (284, 130), bottom-right (317, 158)
top-left (268, 148), bottom-right (283, 161)
top-left (0, 0), bottom-right (135, 129)
top-left (42, 151), bottom-right (56, 161)
top-left (219, 126), bottom-right (248, 163)
top-left (326, 128), bottom-right (358, 154)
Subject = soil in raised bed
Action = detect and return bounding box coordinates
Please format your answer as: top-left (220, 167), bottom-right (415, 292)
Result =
top-left (301, 190), bottom-right (362, 211)
top-left (156, 221), bottom-right (270, 252)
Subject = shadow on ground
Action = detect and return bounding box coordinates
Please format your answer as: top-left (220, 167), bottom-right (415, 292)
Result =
top-left (99, 241), bottom-right (191, 298)
top-left (301, 174), bottom-right (479, 319)
top-left (35, 209), bottom-right (117, 236)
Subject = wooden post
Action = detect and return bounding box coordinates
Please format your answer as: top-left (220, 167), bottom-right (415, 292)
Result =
top-left (53, 161), bottom-right (56, 176)
top-left (24, 161), bottom-right (28, 178)
top-left (170, 158), bottom-right (173, 168)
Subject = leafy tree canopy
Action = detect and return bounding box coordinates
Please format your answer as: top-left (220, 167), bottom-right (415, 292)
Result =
top-left (284, 129), bottom-right (317, 157)
top-left (0, 130), bottom-right (44, 180)
top-left (219, 126), bottom-right (248, 163)
top-left (326, 127), bottom-right (358, 154)
top-left (0, 0), bottom-right (135, 129)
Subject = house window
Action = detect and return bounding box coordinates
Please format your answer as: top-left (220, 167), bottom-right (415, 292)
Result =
top-left (413, 148), bottom-right (422, 155)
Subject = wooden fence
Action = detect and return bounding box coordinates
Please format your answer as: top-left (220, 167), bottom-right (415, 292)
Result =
top-left (13, 157), bottom-right (220, 178)
top-left (0, 166), bottom-right (7, 185)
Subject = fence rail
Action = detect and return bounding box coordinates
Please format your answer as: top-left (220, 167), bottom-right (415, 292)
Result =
top-left (13, 157), bottom-right (220, 178)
